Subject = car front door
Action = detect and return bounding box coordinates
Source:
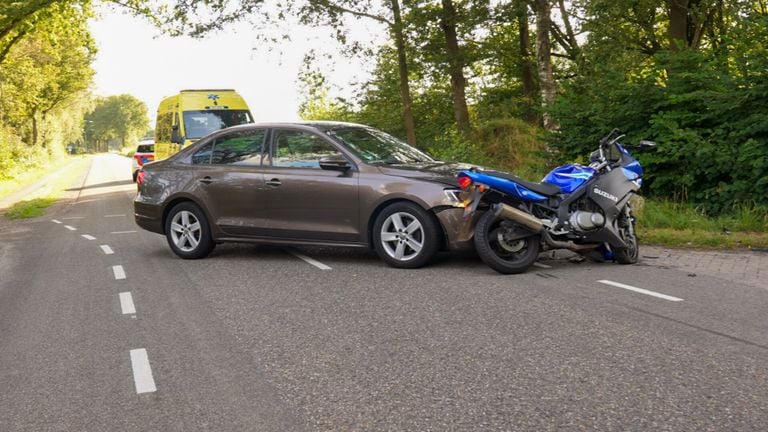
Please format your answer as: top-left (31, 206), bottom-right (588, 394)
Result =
top-left (189, 128), bottom-right (271, 237)
top-left (259, 128), bottom-right (360, 243)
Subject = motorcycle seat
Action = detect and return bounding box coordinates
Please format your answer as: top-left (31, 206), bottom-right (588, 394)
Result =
top-left (482, 170), bottom-right (561, 196)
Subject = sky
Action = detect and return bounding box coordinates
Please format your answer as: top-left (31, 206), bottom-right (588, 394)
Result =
top-left (88, 5), bottom-right (381, 126)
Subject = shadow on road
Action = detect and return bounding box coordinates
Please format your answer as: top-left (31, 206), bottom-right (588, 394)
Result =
top-left (66, 180), bottom-right (134, 191)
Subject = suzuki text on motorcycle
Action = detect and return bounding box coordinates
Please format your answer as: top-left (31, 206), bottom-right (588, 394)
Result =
top-left (458, 129), bottom-right (656, 274)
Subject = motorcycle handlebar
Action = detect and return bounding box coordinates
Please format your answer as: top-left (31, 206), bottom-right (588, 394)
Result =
top-left (599, 128), bottom-right (621, 146)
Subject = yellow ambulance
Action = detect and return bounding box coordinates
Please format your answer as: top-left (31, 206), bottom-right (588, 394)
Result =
top-left (154, 89), bottom-right (254, 160)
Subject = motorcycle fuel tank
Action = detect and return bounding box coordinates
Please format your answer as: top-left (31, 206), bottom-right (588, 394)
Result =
top-left (542, 164), bottom-right (596, 194)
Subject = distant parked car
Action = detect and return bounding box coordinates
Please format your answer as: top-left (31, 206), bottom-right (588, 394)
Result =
top-left (132, 139), bottom-right (155, 182)
top-left (134, 122), bottom-right (475, 268)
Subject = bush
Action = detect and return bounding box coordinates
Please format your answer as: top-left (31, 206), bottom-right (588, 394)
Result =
top-left (429, 118), bottom-right (550, 180)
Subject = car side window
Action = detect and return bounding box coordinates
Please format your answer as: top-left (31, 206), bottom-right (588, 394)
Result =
top-left (192, 142), bottom-right (213, 164)
top-left (272, 130), bottom-right (343, 169)
top-left (211, 130), bottom-right (266, 165)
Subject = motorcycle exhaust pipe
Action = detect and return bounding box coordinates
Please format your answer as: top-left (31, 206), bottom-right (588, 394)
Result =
top-left (492, 203), bottom-right (544, 233)
top-left (493, 203), bottom-right (602, 252)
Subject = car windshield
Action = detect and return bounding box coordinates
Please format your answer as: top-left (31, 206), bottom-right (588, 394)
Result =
top-left (326, 127), bottom-right (434, 164)
top-left (136, 144), bottom-right (154, 153)
top-left (182, 110), bottom-right (253, 139)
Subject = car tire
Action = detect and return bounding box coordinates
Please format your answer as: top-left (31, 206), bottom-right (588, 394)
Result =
top-left (132, 170), bottom-right (138, 183)
top-left (372, 202), bottom-right (441, 269)
top-left (164, 202), bottom-right (215, 259)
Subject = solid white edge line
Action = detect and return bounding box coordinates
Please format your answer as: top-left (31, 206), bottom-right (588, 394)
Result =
top-left (81, 234), bottom-right (96, 240)
top-left (112, 265), bottom-right (126, 280)
top-left (290, 251), bottom-right (332, 270)
top-left (597, 280), bottom-right (684, 302)
top-left (129, 349), bottom-right (157, 394)
top-left (52, 219), bottom-right (62, 224)
top-left (64, 225), bottom-right (77, 231)
top-left (100, 245), bottom-right (114, 255)
top-left (110, 230), bottom-right (137, 234)
top-left (119, 292), bottom-right (136, 315)
top-left (533, 262), bottom-right (552, 269)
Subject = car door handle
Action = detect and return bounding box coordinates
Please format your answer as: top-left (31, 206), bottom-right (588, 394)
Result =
top-left (198, 176), bottom-right (214, 184)
top-left (266, 178), bottom-right (282, 187)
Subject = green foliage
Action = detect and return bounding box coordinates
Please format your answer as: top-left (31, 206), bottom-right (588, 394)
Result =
top-left (0, 1), bottom-right (95, 175)
top-left (85, 95), bottom-right (150, 150)
top-left (551, 5), bottom-right (768, 214)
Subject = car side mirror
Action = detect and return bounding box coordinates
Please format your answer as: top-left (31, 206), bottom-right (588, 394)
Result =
top-left (319, 155), bottom-right (351, 172)
top-left (171, 125), bottom-right (182, 144)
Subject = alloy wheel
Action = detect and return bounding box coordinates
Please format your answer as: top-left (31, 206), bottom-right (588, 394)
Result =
top-left (380, 212), bottom-right (424, 261)
top-left (170, 210), bottom-right (202, 252)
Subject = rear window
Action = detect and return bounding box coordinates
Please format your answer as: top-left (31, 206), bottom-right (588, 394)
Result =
top-left (137, 144), bottom-right (154, 153)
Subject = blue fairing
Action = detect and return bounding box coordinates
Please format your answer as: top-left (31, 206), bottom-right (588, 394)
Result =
top-left (617, 144), bottom-right (643, 178)
top-left (542, 164), bottom-right (596, 194)
top-left (459, 170), bottom-right (548, 202)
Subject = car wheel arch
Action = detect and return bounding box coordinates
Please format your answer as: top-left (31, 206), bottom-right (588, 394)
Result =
top-left (366, 198), bottom-right (446, 250)
top-left (161, 196), bottom-right (212, 235)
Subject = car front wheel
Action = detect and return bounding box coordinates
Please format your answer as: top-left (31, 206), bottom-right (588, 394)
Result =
top-left (164, 202), bottom-right (215, 259)
top-left (372, 202), bottom-right (440, 269)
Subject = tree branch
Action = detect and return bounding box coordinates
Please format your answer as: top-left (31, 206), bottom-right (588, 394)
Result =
top-left (322, 3), bottom-right (393, 26)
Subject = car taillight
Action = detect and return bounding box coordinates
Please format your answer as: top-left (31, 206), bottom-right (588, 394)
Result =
top-left (458, 175), bottom-right (473, 190)
top-left (137, 170), bottom-right (146, 186)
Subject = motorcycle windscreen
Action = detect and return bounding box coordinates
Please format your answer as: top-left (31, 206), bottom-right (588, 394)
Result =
top-left (542, 164), bottom-right (596, 194)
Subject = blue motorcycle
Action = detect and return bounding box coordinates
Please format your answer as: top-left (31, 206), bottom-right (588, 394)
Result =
top-left (458, 129), bottom-right (656, 274)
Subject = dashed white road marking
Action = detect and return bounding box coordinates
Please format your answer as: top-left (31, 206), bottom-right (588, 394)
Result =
top-left (533, 262), bottom-right (552, 269)
top-left (104, 214), bottom-right (125, 218)
top-left (597, 280), bottom-right (684, 302)
top-left (129, 349), bottom-right (157, 394)
top-left (110, 230), bottom-right (137, 234)
top-left (119, 292), bottom-right (136, 315)
top-left (290, 250), bottom-right (332, 270)
top-left (64, 225), bottom-right (77, 231)
top-left (100, 245), bottom-right (114, 255)
top-left (61, 216), bottom-right (85, 220)
top-left (81, 234), bottom-right (96, 240)
top-left (52, 219), bottom-right (62, 224)
top-left (112, 265), bottom-right (126, 280)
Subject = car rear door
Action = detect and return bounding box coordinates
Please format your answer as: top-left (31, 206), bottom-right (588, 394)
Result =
top-left (258, 128), bottom-right (360, 243)
top-left (189, 128), bottom-right (271, 237)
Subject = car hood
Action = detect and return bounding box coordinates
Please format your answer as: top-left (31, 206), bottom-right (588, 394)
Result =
top-left (376, 161), bottom-right (476, 187)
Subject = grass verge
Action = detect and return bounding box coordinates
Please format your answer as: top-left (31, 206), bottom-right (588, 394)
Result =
top-left (2, 156), bottom-right (92, 220)
top-left (4, 198), bottom-right (58, 219)
top-left (637, 199), bottom-right (768, 250)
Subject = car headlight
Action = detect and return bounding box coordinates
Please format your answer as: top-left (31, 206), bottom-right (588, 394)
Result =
top-left (443, 189), bottom-right (464, 207)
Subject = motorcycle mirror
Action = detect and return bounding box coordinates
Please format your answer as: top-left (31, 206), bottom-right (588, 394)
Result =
top-left (639, 140), bottom-right (657, 149)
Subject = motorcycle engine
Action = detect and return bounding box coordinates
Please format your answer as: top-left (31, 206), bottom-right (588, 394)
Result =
top-left (569, 211), bottom-right (606, 232)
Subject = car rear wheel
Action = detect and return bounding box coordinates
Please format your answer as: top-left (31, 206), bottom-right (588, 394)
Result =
top-left (132, 170), bottom-right (138, 183)
top-left (372, 202), bottom-right (440, 269)
top-left (165, 202), bottom-right (215, 259)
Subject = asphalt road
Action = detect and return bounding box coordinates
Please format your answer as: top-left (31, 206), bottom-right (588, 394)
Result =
top-left (1, 154), bottom-right (767, 431)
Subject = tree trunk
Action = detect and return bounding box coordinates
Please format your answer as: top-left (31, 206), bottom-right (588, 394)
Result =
top-left (31, 112), bottom-right (39, 147)
top-left (389, 0), bottom-right (417, 145)
top-left (667, 0), bottom-right (688, 50)
top-left (533, 0), bottom-right (557, 131)
top-left (440, 0), bottom-right (471, 134)
top-left (517, 2), bottom-right (538, 124)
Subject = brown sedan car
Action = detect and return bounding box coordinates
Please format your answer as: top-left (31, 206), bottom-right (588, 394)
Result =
top-left (134, 122), bottom-right (475, 268)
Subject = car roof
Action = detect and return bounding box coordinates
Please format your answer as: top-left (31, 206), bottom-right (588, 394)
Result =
top-left (222, 121), bottom-right (369, 132)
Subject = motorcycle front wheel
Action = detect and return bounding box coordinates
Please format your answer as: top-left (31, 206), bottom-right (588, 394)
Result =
top-left (473, 210), bottom-right (541, 274)
top-left (614, 205), bottom-right (639, 264)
